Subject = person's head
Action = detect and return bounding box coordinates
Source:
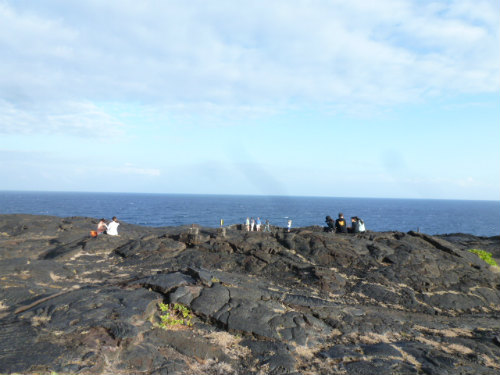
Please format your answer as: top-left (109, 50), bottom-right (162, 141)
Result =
top-left (100, 218), bottom-right (105, 222)
top-left (338, 213), bottom-right (344, 218)
top-left (351, 217), bottom-right (356, 222)
top-left (112, 216), bottom-right (117, 221)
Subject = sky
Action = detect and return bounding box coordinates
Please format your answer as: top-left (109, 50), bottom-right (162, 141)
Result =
top-left (0, 0), bottom-right (499, 200)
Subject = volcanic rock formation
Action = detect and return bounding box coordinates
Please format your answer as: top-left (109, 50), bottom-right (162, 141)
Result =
top-left (0, 214), bottom-right (499, 374)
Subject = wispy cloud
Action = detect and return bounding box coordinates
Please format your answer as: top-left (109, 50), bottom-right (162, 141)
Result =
top-left (0, 100), bottom-right (125, 137)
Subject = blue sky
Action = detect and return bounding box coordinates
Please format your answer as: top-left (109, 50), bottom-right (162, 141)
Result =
top-left (0, 0), bottom-right (499, 200)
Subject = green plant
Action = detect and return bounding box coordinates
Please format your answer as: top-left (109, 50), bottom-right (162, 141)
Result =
top-left (158, 302), bottom-right (193, 329)
top-left (469, 249), bottom-right (498, 266)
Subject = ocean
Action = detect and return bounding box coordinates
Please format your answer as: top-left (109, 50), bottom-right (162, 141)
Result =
top-left (0, 191), bottom-right (498, 237)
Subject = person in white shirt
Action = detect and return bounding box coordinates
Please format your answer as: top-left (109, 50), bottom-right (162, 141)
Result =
top-left (107, 216), bottom-right (120, 236)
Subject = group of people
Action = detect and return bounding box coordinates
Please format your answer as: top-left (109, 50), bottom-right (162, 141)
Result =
top-left (245, 217), bottom-right (272, 232)
top-left (243, 214), bottom-right (363, 234)
top-left (95, 214), bottom-right (362, 236)
top-left (95, 216), bottom-right (120, 236)
top-left (325, 213), bottom-right (365, 233)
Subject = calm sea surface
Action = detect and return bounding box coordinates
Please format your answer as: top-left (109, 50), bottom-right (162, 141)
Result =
top-left (0, 191), bottom-right (498, 237)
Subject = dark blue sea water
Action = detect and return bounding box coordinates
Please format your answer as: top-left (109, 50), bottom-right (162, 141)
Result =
top-left (0, 191), bottom-right (498, 236)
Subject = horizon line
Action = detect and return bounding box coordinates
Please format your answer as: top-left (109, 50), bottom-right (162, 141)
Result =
top-left (1, 189), bottom-right (499, 203)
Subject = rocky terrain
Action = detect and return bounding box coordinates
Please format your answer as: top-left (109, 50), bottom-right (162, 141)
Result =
top-left (0, 214), bottom-right (499, 375)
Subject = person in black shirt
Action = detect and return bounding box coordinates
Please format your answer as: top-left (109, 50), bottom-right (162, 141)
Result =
top-left (325, 216), bottom-right (335, 232)
top-left (350, 217), bottom-right (360, 233)
top-left (335, 213), bottom-right (348, 233)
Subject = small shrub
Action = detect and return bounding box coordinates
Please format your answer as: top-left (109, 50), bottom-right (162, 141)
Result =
top-left (158, 302), bottom-right (193, 329)
top-left (469, 249), bottom-right (498, 266)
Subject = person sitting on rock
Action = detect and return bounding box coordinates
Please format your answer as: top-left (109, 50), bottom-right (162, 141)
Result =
top-left (107, 216), bottom-right (120, 236)
top-left (335, 213), bottom-right (348, 233)
top-left (349, 217), bottom-right (360, 233)
top-left (97, 218), bottom-right (107, 235)
top-left (357, 217), bottom-right (366, 232)
top-left (325, 216), bottom-right (335, 232)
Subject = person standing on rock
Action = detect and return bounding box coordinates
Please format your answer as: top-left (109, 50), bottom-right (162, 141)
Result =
top-left (287, 219), bottom-right (292, 232)
top-left (245, 217), bottom-right (250, 231)
top-left (250, 218), bottom-right (255, 231)
top-left (264, 219), bottom-right (271, 232)
top-left (335, 213), bottom-right (348, 233)
top-left (256, 217), bottom-right (262, 231)
top-left (107, 216), bottom-right (120, 236)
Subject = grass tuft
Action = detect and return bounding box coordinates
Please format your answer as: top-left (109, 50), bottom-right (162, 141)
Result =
top-left (157, 302), bottom-right (193, 329)
top-left (469, 249), bottom-right (498, 267)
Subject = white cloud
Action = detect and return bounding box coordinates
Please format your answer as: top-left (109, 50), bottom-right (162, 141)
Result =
top-left (0, 0), bottom-right (498, 134)
top-left (0, 100), bottom-right (125, 137)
